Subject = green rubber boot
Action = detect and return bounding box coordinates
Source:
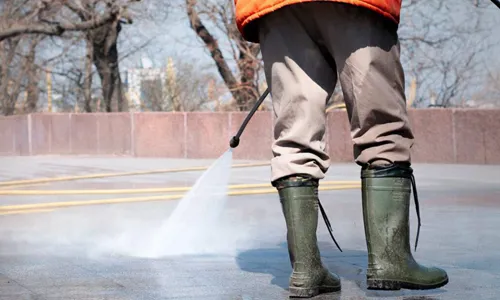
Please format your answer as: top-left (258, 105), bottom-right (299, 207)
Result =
top-left (361, 163), bottom-right (449, 290)
top-left (274, 176), bottom-right (341, 298)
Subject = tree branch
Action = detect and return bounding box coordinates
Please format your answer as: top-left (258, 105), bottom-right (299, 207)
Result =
top-left (0, 5), bottom-right (121, 41)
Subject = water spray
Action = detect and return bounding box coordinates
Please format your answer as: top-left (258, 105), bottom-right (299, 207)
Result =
top-left (229, 88), bottom-right (343, 252)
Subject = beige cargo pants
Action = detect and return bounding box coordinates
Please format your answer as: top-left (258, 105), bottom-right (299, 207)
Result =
top-left (258, 2), bottom-right (415, 182)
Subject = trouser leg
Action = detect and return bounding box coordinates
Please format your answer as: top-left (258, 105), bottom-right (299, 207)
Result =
top-left (315, 3), bottom-right (414, 167)
top-left (258, 4), bottom-right (337, 182)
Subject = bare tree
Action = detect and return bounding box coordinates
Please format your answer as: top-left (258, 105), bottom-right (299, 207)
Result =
top-left (0, 0), bottom-right (141, 114)
top-left (398, 0), bottom-right (497, 107)
top-left (0, 2), bottom-right (41, 115)
top-left (0, 1), bottom-right (122, 41)
top-left (64, 0), bottom-right (142, 112)
top-left (185, 0), bottom-right (262, 111)
top-left (0, 34), bottom-right (46, 115)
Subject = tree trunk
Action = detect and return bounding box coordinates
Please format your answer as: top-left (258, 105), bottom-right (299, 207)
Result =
top-left (25, 37), bottom-right (41, 113)
top-left (93, 55), bottom-right (112, 112)
top-left (0, 38), bottom-right (21, 115)
top-left (90, 20), bottom-right (125, 112)
top-left (114, 67), bottom-right (125, 111)
top-left (84, 39), bottom-right (93, 112)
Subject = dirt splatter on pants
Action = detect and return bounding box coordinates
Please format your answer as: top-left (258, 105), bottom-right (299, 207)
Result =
top-left (258, 2), bottom-right (415, 182)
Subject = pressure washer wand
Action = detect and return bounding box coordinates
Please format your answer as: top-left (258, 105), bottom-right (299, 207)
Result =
top-left (229, 88), bottom-right (270, 148)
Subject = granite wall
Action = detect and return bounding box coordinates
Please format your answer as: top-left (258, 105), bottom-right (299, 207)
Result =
top-left (1, 109), bottom-right (499, 164)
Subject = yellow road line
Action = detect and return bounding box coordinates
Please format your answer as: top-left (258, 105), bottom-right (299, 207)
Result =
top-left (0, 181), bottom-right (360, 195)
top-left (0, 184), bottom-right (360, 212)
top-left (0, 209), bottom-right (54, 215)
top-left (0, 162), bottom-right (271, 188)
top-left (0, 183), bottom-right (48, 190)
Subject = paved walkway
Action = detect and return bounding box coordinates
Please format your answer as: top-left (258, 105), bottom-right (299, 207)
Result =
top-left (0, 156), bottom-right (499, 299)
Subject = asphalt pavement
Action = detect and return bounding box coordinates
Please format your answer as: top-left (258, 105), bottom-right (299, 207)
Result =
top-left (0, 156), bottom-right (499, 299)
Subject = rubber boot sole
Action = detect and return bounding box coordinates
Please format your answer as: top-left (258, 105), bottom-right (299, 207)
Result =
top-left (367, 277), bottom-right (449, 290)
top-left (289, 285), bottom-right (341, 298)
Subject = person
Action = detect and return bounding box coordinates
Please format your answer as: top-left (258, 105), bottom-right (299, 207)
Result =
top-left (234, 0), bottom-right (449, 297)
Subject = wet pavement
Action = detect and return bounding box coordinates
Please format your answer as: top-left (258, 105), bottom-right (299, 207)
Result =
top-left (0, 156), bottom-right (499, 299)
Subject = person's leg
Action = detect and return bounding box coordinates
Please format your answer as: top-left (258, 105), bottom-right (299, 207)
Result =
top-left (318, 4), bottom-right (413, 167)
top-left (315, 3), bottom-right (448, 290)
top-left (260, 7), bottom-right (334, 183)
top-left (258, 4), bottom-right (340, 298)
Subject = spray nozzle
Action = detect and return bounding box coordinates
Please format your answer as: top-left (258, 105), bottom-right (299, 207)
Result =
top-left (229, 136), bottom-right (240, 148)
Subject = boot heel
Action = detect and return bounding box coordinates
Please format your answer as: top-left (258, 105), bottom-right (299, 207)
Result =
top-left (289, 287), bottom-right (320, 298)
top-left (367, 279), bottom-right (401, 290)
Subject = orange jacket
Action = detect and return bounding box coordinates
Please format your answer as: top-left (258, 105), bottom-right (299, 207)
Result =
top-left (235, 0), bottom-right (402, 42)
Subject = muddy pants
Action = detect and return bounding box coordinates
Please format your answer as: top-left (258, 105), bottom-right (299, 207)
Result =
top-left (258, 2), bottom-right (415, 182)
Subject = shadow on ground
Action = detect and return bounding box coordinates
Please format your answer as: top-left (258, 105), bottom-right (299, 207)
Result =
top-left (236, 241), bottom-right (447, 299)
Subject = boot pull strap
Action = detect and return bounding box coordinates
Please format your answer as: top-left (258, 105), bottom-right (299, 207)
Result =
top-left (318, 200), bottom-right (343, 252)
top-left (273, 175), bottom-right (343, 252)
top-left (411, 174), bottom-right (422, 252)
